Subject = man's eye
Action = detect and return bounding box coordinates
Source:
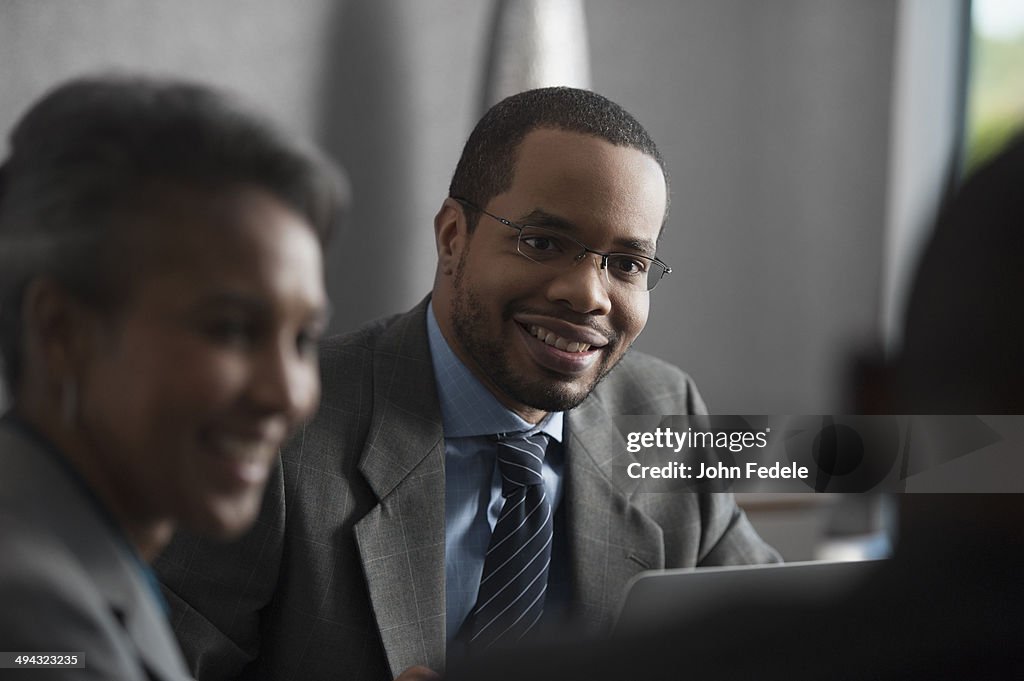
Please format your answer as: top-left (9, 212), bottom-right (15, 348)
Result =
top-left (609, 255), bottom-right (649, 276)
top-left (520, 234), bottom-right (559, 252)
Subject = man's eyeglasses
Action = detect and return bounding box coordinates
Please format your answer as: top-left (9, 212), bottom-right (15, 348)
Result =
top-left (452, 197), bottom-right (672, 292)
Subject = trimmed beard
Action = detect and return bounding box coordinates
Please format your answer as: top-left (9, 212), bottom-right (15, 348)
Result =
top-left (448, 255), bottom-right (622, 413)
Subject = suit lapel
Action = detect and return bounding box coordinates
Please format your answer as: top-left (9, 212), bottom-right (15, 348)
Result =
top-left (354, 301), bottom-right (447, 675)
top-left (563, 395), bottom-right (665, 631)
top-left (89, 550), bottom-right (193, 681)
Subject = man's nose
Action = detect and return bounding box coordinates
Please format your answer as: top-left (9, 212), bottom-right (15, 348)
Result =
top-left (545, 253), bottom-right (613, 315)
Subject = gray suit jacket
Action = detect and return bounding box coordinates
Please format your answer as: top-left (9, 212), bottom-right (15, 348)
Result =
top-left (156, 299), bottom-right (778, 681)
top-left (0, 419), bottom-right (193, 681)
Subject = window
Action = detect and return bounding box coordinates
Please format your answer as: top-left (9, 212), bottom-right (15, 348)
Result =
top-left (965, 0), bottom-right (1024, 173)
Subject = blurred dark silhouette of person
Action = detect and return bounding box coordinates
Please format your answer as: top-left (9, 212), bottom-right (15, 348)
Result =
top-left (447, 138), bottom-right (1024, 680)
top-left (895, 138), bottom-right (1024, 414)
top-left (0, 75), bottom-right (343, 680)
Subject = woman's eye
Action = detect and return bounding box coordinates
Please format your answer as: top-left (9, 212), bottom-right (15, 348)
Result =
top-left (296, 329), bottom-right (322, 358)
top-left (204, 318), bottom-right (258, 347)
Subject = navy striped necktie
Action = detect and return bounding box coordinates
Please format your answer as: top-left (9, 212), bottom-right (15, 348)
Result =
top-left (466, 432), bottom-right (553, 650)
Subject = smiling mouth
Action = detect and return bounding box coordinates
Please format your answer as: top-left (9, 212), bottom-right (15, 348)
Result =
top-left (526, 324), bottom-right (595, 353)
top-left (203, 431), bottom-right (282, 485)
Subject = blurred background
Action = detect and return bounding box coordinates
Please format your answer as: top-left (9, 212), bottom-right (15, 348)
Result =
top-left (1, 0), bottom-right (1021, 559)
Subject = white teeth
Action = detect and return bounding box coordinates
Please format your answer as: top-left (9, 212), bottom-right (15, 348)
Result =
top-left (527, 325), bottom-right (591, 353)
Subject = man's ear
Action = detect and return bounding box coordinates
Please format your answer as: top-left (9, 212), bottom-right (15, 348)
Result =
top-left (434, 197), bottom-right (468, 276)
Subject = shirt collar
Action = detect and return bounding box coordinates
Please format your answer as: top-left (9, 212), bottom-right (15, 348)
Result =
top-left (426, 302), bottom-right (563, 442)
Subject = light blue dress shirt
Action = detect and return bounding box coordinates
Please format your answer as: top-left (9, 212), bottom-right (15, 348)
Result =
top-left (426, 304), bottom-right (565, 644)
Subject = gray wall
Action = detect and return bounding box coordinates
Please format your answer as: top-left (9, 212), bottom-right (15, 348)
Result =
top-left (0, 1), bottom-right (907, 414)
top-left (587, 1), bottom-right (897, 413)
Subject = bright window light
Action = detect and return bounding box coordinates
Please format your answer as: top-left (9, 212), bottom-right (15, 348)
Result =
top-left (965, 0), bottom-right (1024, 172)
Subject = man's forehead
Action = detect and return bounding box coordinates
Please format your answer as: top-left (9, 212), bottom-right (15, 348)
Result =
top-left (504, 129), bottom-right (667, 239)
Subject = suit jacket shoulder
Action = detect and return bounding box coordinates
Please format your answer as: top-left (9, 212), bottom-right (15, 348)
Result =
top-left (0, 422), bottom-right (191, 681)
top-left (593, 350), bottom-right (777, 562)
top-left (590, 349), bottom-right (707, 415)
top-left (560, 349), bottom-right (779, 630)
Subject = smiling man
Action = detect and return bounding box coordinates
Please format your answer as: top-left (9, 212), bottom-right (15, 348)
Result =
top-left (156, 87), bottom-right (779, 681)
top-left (437, 125), bottom-right (665, 421)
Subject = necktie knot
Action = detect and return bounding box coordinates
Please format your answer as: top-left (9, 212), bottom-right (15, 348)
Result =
top-left (496, 433), bottom-right (548, 495)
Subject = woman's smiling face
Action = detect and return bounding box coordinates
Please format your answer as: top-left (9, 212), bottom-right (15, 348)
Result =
top-left (76, 184), bottom-right (328, 539)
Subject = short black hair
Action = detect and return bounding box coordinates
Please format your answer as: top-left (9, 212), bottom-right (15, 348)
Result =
top-left (448, 87), bottom-right (668, 229)
top-left (0, 74), bottom-right (347, 392)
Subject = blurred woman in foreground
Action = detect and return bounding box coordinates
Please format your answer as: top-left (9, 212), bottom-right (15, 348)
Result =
top-left (0, 75), bottom-right (342, 680)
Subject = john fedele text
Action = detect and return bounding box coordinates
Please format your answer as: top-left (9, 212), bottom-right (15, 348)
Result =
top-left (624, 426), bottom-right (809, 480)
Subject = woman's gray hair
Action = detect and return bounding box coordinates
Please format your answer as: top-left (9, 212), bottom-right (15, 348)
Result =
top-left (0, 74), bottom-right (348, 392)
